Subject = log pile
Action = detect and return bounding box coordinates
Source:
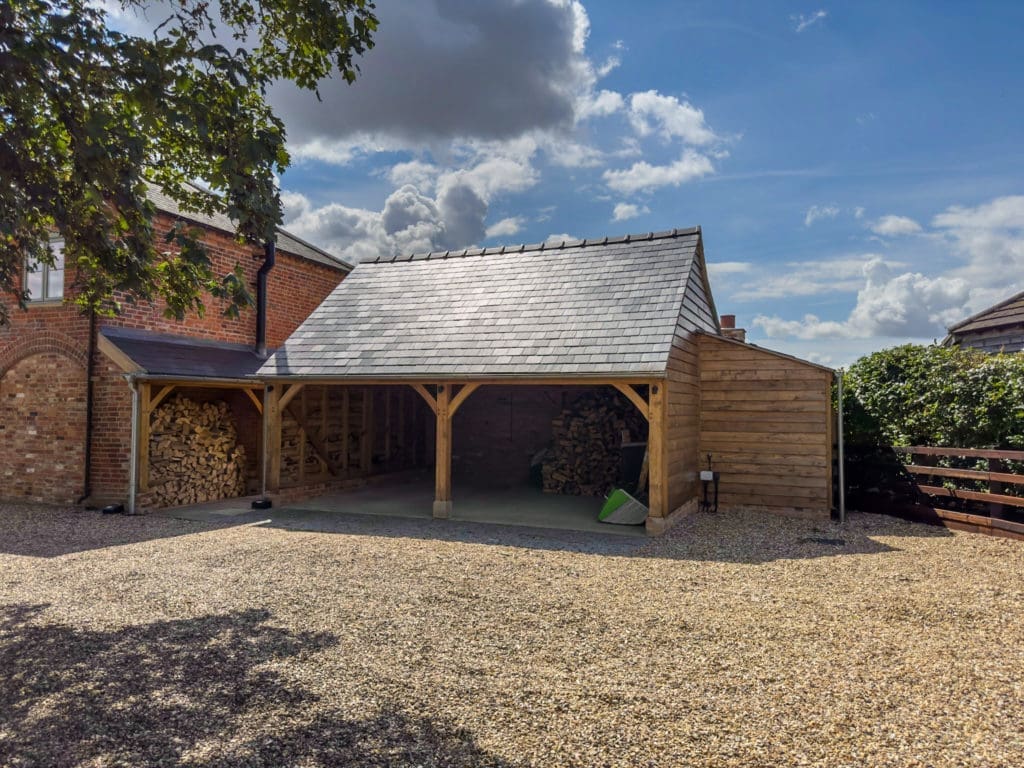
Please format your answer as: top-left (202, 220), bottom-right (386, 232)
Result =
top-left (147, 396), bottom-right (247, 507)
top-left (542, 390), bottom-right (647, 496)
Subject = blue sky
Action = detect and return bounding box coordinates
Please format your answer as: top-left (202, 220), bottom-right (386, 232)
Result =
top-left (113, 0), bottom-right (1024, 365)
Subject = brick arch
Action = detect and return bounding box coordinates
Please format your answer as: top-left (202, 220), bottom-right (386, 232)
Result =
top-left (0, 331), bottom-right (88, 377)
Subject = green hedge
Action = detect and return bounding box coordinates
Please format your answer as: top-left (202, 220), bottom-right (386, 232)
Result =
top-left (842, 344), bottom-right (1024, 449)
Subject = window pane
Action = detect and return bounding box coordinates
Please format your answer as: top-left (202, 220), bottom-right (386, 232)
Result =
top-left (47, 241), bottom-right (65, 298)
top-left (25, 262), bottom-right (43, 300)
top-left (47, 267), bottom-right (64, 299)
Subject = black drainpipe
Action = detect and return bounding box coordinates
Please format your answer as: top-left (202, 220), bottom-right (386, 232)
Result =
top-left (256, 240), bottom-right (275, 358)
top-left (76, 310), bottom-right (97, 505)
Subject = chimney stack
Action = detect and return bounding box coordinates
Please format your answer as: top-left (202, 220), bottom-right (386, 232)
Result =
top-left (720, 314), bottom-right (746, 343)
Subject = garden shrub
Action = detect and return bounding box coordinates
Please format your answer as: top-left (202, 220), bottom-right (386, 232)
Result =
top-left (842, 344), bottom-right (1024, 449)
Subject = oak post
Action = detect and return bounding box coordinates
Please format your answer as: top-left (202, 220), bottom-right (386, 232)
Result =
top-left (647, 381), bottom-right (668, 518)
top-left (265, 385), bottom-right (282, 493)
top-left (139, 382), bottom-right (152, 491)
top-left (433, 383), bottom-right (453, 518)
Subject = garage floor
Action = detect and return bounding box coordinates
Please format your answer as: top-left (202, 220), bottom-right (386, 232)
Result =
top-left (161, 476), bottom-right (647, 537)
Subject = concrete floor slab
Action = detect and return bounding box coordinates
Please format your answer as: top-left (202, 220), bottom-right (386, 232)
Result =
top-left (159, 478), bottom-right (647, 537)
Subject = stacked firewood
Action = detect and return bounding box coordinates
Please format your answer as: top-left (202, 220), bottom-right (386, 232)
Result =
top-left (541, 391), bottom-right (647, 496)
top-left (147, 396), bottom-right (247, 507)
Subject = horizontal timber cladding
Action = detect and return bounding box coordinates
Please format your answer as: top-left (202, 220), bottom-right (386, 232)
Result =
top-left (697, 334), bottom-right (833, 518)
top-left (665, 333), bottom-right (701, 512)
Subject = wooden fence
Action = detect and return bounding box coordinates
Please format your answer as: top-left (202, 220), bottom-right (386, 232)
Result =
top-left (893, 446), bottom-right (1024, 540)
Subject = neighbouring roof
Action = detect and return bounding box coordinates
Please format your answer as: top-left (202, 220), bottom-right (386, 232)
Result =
top-left (260, 227), bottom-right (719, 379)
top-left (100, 326), bottom-right (265, 380)
top-left (946, 289), bottom-right (1024, 336)
top-left (145, 185), bottom-right (352, 272)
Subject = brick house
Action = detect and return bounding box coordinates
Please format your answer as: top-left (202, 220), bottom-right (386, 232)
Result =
top-left (0, 187), bottom-right (350, 507)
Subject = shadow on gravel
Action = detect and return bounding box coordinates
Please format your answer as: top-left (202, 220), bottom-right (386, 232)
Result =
top-left (238, 508), bottom-right (940, 563)
top-left (0, 604), bottom-right (511, 768)
top-left (0, 505), bottom-right (240, 558)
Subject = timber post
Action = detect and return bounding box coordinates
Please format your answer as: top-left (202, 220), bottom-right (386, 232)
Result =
top-left (433, 383), bottom-right (453, 518)
top-left (647, 381), bottom-right (668, 519)
top-left (264, 384), bottom-right (282, 493)
top-left (138, 382), bottom-right (152, 491)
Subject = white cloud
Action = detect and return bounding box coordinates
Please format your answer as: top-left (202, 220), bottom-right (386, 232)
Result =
top-left (854, 206), bottom-right (866, 219)
top-left (754, 258), bottom-right (971, 340)
top-left (387, 160), bottom-right (440, 192)
top-left (577, 89), bottom-right (625, 119)
top-left (792, 10), bottom-right (827, 33)
top-left (804, 204), bottom-right (839, 227)
top-left (732, 255), bottom-right (898, 301)
top-left (871, 214), bottom-right (922, 236)
top-left (627, 91), bottom-right (718, 146)
top-left (545, 232), bottom-right (576, 245)
top-left (745, 195), bottom-right (1024, 350)
top-left (612, 202), bottom-right (650, 221)
top-left (707, 261), bottom-right (753, 277)
top-left (603, 150), bottom-right (715, 193)
top-left (485, 216), bottom-right (526, 238)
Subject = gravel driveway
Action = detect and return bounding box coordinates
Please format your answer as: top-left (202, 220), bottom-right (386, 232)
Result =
top-left (1, 502), bottom-right (1021, 767)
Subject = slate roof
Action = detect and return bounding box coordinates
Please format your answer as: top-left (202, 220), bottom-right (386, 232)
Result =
top-left (946, 289), bottom-right (1024, 335)
top-left (260, 227), bottom-right (719, 380)
top-left (101, 327), bottom-right (265, 380)
top-left (145, 185), bottom-right (351, 272)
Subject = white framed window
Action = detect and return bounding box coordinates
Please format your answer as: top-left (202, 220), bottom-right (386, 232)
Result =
top-left (25, 240), bottom-right (65, 302)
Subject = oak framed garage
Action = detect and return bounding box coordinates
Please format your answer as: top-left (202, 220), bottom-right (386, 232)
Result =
top-left (258, 227), bottom-right (835, 534)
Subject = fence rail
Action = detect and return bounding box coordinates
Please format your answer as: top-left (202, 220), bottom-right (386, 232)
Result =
top-left (891, 445), bottom-right (1024, 539)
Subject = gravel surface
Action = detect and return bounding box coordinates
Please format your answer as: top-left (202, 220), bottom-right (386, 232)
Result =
top-left (1, 502), bottom-right (1022, 767)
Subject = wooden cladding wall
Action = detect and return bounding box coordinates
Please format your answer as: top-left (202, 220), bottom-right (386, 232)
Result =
top-left (666, 333), bottom-right (701, 512)
top-left (697, 335), bottom-right (832, 518)
top-left (280, 385), bottom-right (429, 488)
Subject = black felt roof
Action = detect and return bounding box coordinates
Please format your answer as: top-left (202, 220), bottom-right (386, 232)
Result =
top-left (101, 327), bottom-right (265, 379)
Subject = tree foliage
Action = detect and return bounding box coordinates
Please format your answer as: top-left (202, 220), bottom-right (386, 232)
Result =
top-left (0, 0), bottom-right (376, 323)
top-left (842, 344), bottom-right (1024, 449)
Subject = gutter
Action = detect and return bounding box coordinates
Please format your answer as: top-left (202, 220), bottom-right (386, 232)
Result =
top-left (256, 240), bottom-right (275, 358)
top-left (76, 311), bottom-right (97, 504)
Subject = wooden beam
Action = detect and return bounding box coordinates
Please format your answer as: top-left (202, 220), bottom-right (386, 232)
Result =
top-left (149, 384), bottom-right (177, 412)
top-left (433, 384), bottom-right (453, 518)
top-left (285, 402), bottom-right (338, 476)
top-left (905, 464), bottom-right (1024, 486)
top-left (279, 382), bottom-right (305, 410)
top-left (138, 382), bottom-right (151, 491)
top-left (647, 382), bottom-right (668, 519)
top-left (410, 382), bottom-right (438, 413)
top-left (96, 332), bottom-right (142, 373)
top-left (448, 383), bottom-right (480, 417)
top-left (265, 385), bottom-right (282, 492)
top-left (916, 484), bottom-right (1024, 509)
top-left (612, 383), bottom-right (649, 421)
top-left (245, 388), bottom-right (263, 414)
top-left (262, 376), bottom-right (663, 387)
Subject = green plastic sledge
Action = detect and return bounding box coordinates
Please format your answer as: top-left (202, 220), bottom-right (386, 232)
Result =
top-left (598, 488), bottom-right (649, 525)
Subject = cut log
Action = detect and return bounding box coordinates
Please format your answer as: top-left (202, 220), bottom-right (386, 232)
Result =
top-left (146, 395), bottom-right (247, 507)
top-left (541, 390), bottom-right (647, 497)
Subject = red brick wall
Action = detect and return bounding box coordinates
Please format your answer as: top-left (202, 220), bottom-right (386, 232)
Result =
top-left (0, 210), bottom-right (345, 505)
top-left (105, 212), bottom-right (345, 347)
top-left (0, 352), bottom-right (88, 503)
top-left (88, 353), bottom-right (132, 503)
